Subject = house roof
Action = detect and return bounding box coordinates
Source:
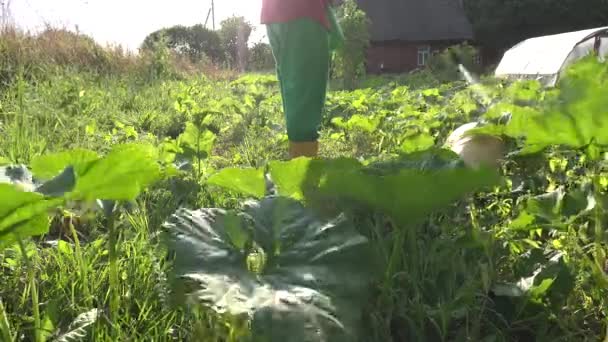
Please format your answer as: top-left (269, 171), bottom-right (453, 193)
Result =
top-left (356, 0), bottom-right (474, 42)
top-left (494, 26), bottom-right (608, 79)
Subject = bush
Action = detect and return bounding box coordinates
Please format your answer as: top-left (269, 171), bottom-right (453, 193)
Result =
top-left (141, 25), bottom-right (224, 64)
top-left (427, 43), bottom-right (482, 82)
top-left (139, 34), bottom-right (177, 81)
top-left (0, 26), bottom-right (226, 86)
top-left (247, 42), bottom-right (275, 72)
top-left (0, 27), bottom-right (139, 85)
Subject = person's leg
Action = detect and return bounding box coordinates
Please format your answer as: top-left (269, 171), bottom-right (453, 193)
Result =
top-left (267, 25), bottom-right (287, 122)
top-left (266, 19), bottom-right (330, 159)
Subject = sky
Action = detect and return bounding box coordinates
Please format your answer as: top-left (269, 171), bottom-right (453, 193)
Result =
top-left (10, 0), bottom-right (266, 51)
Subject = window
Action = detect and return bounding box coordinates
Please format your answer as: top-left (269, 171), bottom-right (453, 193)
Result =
top-left (417, 45), bottom-right (431, 66)
top-left (473, 53), bottom-right (482, 65)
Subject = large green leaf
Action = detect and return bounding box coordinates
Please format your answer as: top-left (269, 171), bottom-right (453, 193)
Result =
top-left (209, 154), bottom-right (498, 224)
top-left (476, 57), bottom-right (608, 154)
top-left (270, 156), bottom-right (499, 224)
top-left (30, 149), bottom-right (99, 180)
top-left (178, 122), bottom-right (216, 159)
top-left (35, 166), bottom-right (77, 198)
top-left (268, 158), bottom-right (361, 201)
top-left (320, 166), bottom-right (499, 224)
top-left (163, 196), bottom-right (375, 341)
top-left (2, 145), bottom-right (160, 203)
top-left (0, 184), bottom-right (62, 249)
top-left (400, 132), bottom-right (435, 154)
top-left (207, 167), bottom-right (266, 198)
top-left (71, 144), bottom-right (161, 201)
top-left (267, 158), bottom-right (312, 200)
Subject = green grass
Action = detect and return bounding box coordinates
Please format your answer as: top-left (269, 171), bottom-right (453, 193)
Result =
top-left (0, 51), bottom-right (607, 342)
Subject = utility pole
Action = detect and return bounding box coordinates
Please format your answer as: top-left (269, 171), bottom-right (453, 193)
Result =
top-left (205, 8), bottom-right (212, 28)
top-left (211, 0), bottom-right (215, 30)
top-left (0, 0), bottom-right (12, 29)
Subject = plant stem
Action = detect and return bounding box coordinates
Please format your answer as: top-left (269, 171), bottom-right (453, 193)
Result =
top-left (69, 216), bottom-right (91, 307)
top-left (196, 126), bottom-right (202, 180)
top-left (0, 298), bottom-right (13, 342)
top-left (592, 170), bottom-right (608, 287)
top-left (384, 219), bottom-right (405, 292)
top-left (107, 211), bottom-right (119, 321)
top-left (18, 239), bottom-right (41, 342)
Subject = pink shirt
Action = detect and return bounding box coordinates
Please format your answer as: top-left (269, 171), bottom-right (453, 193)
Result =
top-left (261, 0), bottom-right (330, 28)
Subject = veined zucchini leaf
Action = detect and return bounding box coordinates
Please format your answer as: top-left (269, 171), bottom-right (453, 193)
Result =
top-left (163, 196), bottom-right (376, 341)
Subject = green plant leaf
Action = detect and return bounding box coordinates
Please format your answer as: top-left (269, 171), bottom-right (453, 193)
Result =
top-left (207, 167), bottom-right (265, 198)
top-left (400, 133), bottom-right (435, 154)
top-left (528, 278), bottom-right (555, 301)
top-left (30, 149), bottom-right (99, 180)
top-left (513, 249), bottom-right (546, 279)
top-left (269, 156), bottom-right (499, 224)
top-left (346, 114), bottom-right (380, 133)
top-left (36, 166), bottom-right (77, 198)
top-left (269, 158), bottom-right (361, 201)
top-left (178, 122), bottom-right (216, 159)
top-left (41, 299), bottom-right (61, 341)
top-left (223, 212), bottom-right (250, 250)
top-left (491, 283), bottom-right (525, 297)
top-left (159, 139), bottom-right (182, 164)
top-left (41, 313), bottom-right (55, 342)
top-left (268, 158), bottom-right (312, 200)
top-left (71, 144), bottom-right (161, 201)
top-left (163, 196), bottom-right (376, 341)
top-left (511, 253), bottom-right (575, 307)
top-left (522, 186), bottom-right (594, 224)
top-left (0, 185), bottom-right (62, 249)
top-left (327, 168), bottom-right (499, 224)
top-left (477, 58), bottom-right (608, 154)
top-left (422, 88), bottom-right (440, 97)
top-left (525, 189), bottom-right (565, 223)
top-left (509, 211), bottom-right (536, 230)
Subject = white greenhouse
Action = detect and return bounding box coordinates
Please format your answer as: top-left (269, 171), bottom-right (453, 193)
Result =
top-left (494, 26), bottom-right (608, 86)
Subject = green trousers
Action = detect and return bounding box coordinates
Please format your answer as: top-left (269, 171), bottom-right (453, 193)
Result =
top-left (266, 8), bottom-right (342, 142)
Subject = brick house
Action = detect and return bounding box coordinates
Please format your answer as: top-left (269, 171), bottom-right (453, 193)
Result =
top-left (356, 0), bottom-right (477, 74)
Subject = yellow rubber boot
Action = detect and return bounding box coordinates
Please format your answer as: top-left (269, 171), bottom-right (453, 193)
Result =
top-left (289, 141), bottom-right (319, 159)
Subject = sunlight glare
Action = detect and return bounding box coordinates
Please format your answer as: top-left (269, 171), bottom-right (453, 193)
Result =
top-left (12, 0), bottom-right (266, 51)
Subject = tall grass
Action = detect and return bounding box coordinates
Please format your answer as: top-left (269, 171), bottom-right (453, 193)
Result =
top-left (0, 25), bottom-right (239, 87)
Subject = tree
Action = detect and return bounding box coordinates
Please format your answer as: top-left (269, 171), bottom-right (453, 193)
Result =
top-left (248, 42), bottom-right (275, 71)
top-left (464, 0), bottom-right (608, 51)
top-left (218, 16), bottom-right (253, 70)
top-left (427, 43), bottom-right (481, 82)
top-left (142, 25), bottom-right (188, 53)
top-left (141, 25), bottom-right (223, 64)
top-left (188, 24), bottom-right (223, 62)
top-left (333, 0), bottom-right (371, 90)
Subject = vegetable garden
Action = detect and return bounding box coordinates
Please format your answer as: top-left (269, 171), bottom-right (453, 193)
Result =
top-left (1, 54), bottom-right (607, 341)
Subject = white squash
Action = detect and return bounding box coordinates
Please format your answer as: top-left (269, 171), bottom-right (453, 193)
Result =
top-left (444, 122), bottom-right (506, 169)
